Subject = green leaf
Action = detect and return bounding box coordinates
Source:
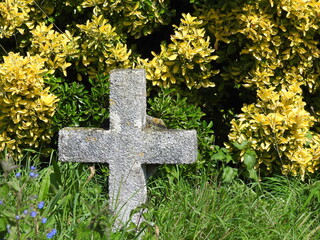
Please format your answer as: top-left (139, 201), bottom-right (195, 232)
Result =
top-left (248, 169), bottom-right (258, 181)
top-left (225, 154), bottom-right (234, 164)
top-left (243, 150), bottom-right (256, 169)
top-left (38, 168), bottom-right (52, 201)
top-left (0, 184), bottom-right (9, 197)
top-left (232, 140), bottom-right (249, 150)
top-left (6, 181), bottom-right (20, 192)
top-left (212, 151), bottom-right (226, 161)
top-left (0, 217), bottom-right (8, 232)
top-left (207, 121), bottom-right (213, 129)
top-left (222, 167), bottom-right (238, 183)
top-left (1, 209), bottom-right (14, 218)
top-left (305, 131), bottom-right (313, 140)
top-left (48, 17), bottom-right (55, 23)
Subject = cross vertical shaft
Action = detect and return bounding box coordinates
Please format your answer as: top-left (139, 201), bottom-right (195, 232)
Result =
top-left (109, 69), bottom-right (148, 225)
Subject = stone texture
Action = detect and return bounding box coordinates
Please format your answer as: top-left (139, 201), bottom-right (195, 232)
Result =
top-left (58, 69), bottom-right (197, 228)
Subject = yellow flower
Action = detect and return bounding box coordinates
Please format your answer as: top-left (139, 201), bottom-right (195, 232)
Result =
top-left (0, 52), bottom-right (58, 158)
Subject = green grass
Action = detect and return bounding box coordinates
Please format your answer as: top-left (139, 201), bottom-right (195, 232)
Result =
top-left (1, 152), bottom-right (320, 239)
top-left (145, 172), bottom-right (320, 239)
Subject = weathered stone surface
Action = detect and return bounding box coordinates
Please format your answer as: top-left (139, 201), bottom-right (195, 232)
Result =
top-left (58, 69), bottom-right (197, 228)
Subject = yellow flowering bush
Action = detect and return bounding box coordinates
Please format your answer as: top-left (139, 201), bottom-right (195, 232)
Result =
top-left (196, 0), bottom-right (320, 89)
top-left (239, 0), bottom-right (320, 90)
top-left (228, 82), bottom-right (320, 179)
top-left (81, 0), bottom-right (173, 38)
top-left (141, 13), bottom-right (219, 89)
top-left (76, 15), bottom-right (132, 79)
top-left (0, 0), bottom-right (33, 38)
top-left (30, 23), bottom-right (80, 76)
top-left (192, 0), bottom-right (320, 178)
top-left (0, 53), bottom-right (58, 157)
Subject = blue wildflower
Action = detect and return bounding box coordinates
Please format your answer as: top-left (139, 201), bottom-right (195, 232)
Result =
top-left (29, 172), bottom-right (38, 178)
top-left (23, 209), bottom-right (28, 215)
top-left (30, 166), bottom-right (36, 170)
top-left (38, 201), bottom-right (45, 209)
top-left (46, 229), bottom-right (57, 239)
top-left (0, 199), bottom-right (3, 205)
top-left (42, 217), bottom-right (47, 224)
top-left (30, 211), bottom-right (37, 217)
top-left (15, 172), bottom-right (21, 178)
top-left (15, 215), bottom-right (20, 220)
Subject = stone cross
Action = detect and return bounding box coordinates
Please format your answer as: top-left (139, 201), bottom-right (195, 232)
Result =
top-left (58, 69), bottom-right (197, 228)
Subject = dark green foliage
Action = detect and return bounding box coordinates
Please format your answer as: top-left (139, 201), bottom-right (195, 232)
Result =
top-left (223, 140), bottom-right (259, 182)
top-left (148, 88), bottom-right (220, 176)
top-left (47, 75), bottom-right (110, 131)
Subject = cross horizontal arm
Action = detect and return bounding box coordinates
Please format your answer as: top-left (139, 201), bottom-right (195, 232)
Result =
top-left (58, 127), bottom-right (114, 163)
top-left (59, 128), bottom-right (197, 165)
top-left (142, 130), bottom-right (197, 164)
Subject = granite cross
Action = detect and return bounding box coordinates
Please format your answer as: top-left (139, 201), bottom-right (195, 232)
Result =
top-left (58, 69), bottom-right (197, 228)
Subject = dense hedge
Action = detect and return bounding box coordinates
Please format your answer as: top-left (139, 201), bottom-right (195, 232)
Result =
top-left (0, 0), bottom-right (320, 180)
